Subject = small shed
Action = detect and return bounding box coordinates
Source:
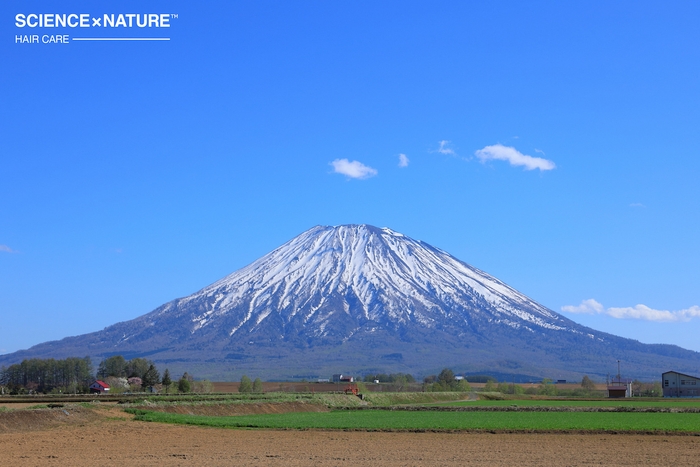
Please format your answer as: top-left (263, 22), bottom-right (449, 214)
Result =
top-left (607, 378), bottom-right (632, 398)
top-left (89, 380), bottom-right (110, 394)
top-left (662, 371), bottom-right (700, 398)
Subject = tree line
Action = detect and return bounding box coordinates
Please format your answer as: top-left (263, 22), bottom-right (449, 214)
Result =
top-left (362, 373), bottom-right (416, 384)
top-left (238, 375), bottom-right (263, 393)
top-left (423, 368), bottom-right (472, 392)
top-left (96, 355), bottom-right (162, 391)
top-left (95, 357), bottom-right (215, 394)
top-left (0, 357), bottom-right (93, 394)
top-left (0, 355), bottom-right (187, 394)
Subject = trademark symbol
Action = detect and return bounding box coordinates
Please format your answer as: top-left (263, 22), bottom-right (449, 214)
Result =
top-left (171, 14), bottom-right (178, 19)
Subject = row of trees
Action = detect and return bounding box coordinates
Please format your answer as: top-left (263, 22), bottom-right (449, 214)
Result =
top-left (479, 377), bottom-right (583, 396)
top-left (239, 375), bottom-right (263, 393)
top-left (478, 376), bottom-right (661, 397)
top-left (0, 355), bottom-right (190, 395)
top-left (363, 373), bottom-right (416, 384)
top-left (1, 357), bottom-right (665, 397)
top-left (423, 368), bottom-right (472, 392)
top-left (420, 371), bottom-right (604, 395)
top-left (97, 355), bottom-right (162, 391)
top-left (173, 372), bottom-right (213, 393)
top-left (97, 356), bottom-right (159, 382)
top-left (0, 357), bottom-right (94, 394)
top-left (95, 357), bottom-right (214, 394)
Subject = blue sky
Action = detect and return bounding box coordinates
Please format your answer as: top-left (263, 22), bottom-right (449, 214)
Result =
top-left (2, 1), bottom-right (699, 355)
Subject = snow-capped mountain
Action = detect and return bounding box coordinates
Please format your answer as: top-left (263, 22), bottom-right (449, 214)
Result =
top-left (152, 224), bottom-right (575, 341)
top-left (3, 224), bottom-right (699, 380)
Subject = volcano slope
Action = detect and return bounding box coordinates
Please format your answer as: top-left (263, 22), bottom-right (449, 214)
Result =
top-left (2, 224), bottom-right (698, 380)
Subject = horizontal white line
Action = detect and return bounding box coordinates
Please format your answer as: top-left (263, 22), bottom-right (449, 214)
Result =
top-left (72, 37), bottom-right (170, 41)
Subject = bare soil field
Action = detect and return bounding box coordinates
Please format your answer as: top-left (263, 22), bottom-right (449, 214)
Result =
top-left (0, 402), bottom-right (50, 410)
top-left (1, 405), bottom-right (699, 466)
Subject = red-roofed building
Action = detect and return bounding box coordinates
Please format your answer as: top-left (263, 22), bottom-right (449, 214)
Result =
top-left (89, 380), bottom-right (110, 394)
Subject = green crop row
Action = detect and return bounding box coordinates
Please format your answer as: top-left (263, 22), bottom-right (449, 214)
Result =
top-left (128, 408), bottom-right (700, 433)
top-left (432, 399), bottom-right (700, 408)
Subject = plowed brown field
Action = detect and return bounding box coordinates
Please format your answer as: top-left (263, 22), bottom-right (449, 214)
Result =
top-left (1, 405), bottom-right (698, 466)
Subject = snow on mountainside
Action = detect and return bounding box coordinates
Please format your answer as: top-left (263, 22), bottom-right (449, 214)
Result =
top-left (144, 224), bottom-right (578, 342)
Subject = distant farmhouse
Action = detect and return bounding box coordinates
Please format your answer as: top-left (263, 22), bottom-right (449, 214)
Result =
top-left (89, 380), bottom-right (110, 394)
top-left (332, 374), bottom-right (354, 383)
top-left (662, 371), bottom-right (700, 398)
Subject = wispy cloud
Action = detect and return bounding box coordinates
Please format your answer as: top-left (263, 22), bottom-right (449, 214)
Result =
top-left (398, 153), bottom-right (409, 168)
top-left (606, 305), bottom-right (700, 322)
top-left (562, 299), bottom-right (700, 322)
top-left (630, 203), bottom-right (646, 208)
top-left (475, 144), bottom-right (555, 171)
top-left (561, 299), bottom-right (605, 314)
top-left (0, 245), bottom-right (16, 253)
top-left (435, 140), bottom-right (456, 156)
top-left (330, 159), bottom-right (378, 179)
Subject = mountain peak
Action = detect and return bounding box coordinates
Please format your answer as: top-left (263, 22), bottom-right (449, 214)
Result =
top-left (186, 223), bottom-right (570, 340)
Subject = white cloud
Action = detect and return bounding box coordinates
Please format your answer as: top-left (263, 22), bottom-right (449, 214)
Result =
top-left (630, 203), bottom-right (646, 208)
top-left (475, 144), bottom-right (556, 171)
top-left (607, 305), bottom-right (700, 322)
top-left (398, 153), bottom-right (409, 168)
top-left (561, 299), bottom-right (604, 314)
top-left (330, 159), bottom-right (378, 179)
top-left (435, 140), bottom-right (456, 156)
top-left (0, 245), bottom-right (16, 253)
top-left (562, 299), bottom-right (700, 322)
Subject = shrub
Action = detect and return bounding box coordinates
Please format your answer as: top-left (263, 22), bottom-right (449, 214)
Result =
top-left (538, 379), bottom-right (557, 396)
top-left (178, 377), bottom-right (191, 393)
top-left (239, 375), bottom-right (253, 393)
top-left (581, 375), bottom-right (596, 391)
top-left (455, 379), bottom-right (472, 392)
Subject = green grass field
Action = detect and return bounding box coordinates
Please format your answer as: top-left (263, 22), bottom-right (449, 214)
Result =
top-left (430, 399), bottom-right (700, 408)
top-left (128, 408), bottom-right (700, 433)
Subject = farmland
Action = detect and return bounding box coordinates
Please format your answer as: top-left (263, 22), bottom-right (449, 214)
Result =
top-left (2, 392), bottom-right (700, 466)
top-left (128, 405), bottom-right (700, 433)
top-left (430, 398), bottom-right (700, 409)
